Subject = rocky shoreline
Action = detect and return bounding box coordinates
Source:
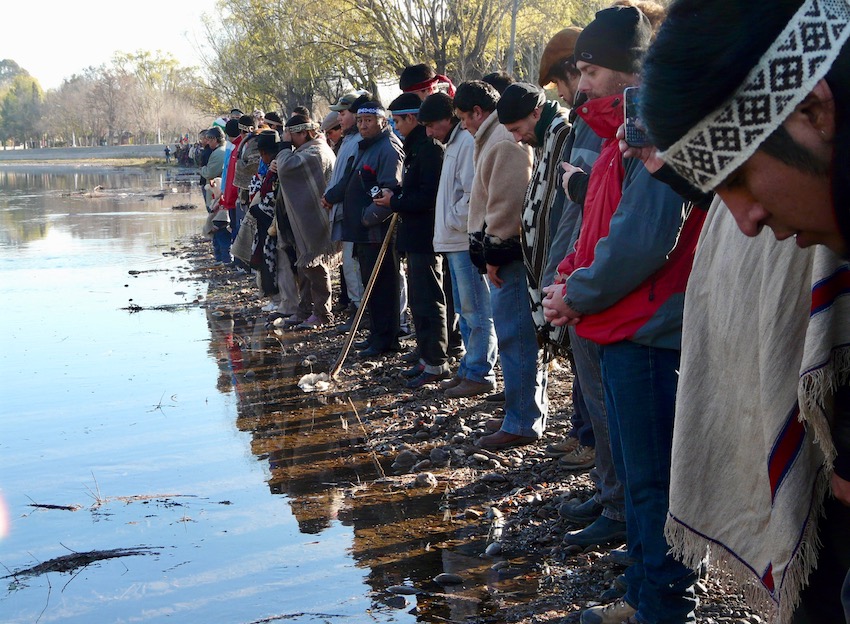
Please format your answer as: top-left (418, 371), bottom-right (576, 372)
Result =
top-left (179, 233), bottom-right (761, 624)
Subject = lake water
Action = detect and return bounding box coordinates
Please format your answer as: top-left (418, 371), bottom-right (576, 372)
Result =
top-left (0, 167), bottom-right (508, 623)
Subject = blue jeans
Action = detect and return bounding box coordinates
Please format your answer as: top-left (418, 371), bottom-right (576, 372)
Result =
top-left (446, 251), bottom-right (497, 385)
top-left (213, 227), bottom-right (232, 263)
top-left (599, 340), bottom-right (696, 624)
top-left (571, 329), bottom-right (625, 522)
top-left (490, 259), bottom-right (547, 438)
top-left (569, 377), bottom-right (596, 447)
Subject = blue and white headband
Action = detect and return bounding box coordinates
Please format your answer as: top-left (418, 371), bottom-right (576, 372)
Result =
top-left (660, 0), bottom-right (850, 191)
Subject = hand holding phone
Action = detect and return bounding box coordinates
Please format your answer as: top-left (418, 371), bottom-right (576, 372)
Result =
top-left (623, 86), bottom-right (649, 148)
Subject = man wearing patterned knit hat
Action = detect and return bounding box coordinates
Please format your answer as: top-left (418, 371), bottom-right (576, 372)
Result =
top-left (639, 1), bottom-right (850, 620)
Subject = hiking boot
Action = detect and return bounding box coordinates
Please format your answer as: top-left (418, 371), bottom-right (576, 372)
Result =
top-left (558, 497), bottom-right (603, 524)
top-left (580, 599), bottom-right (636, 624)
top-left (559, 445), bottom-right (596, 471)
top-left (406, 370), bottom-right (451, 389)
top-left (545, 437), bottom-right (581, 457)
top-left (563, 516), bottom-right (627, 548)
top-left (444, 379), bottom-right (494, 399)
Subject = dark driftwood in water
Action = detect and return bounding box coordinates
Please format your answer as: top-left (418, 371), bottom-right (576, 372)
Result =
top-left (3, 546), bottom-right (162, 579)
top-left (171, 203), bottom-right (197, 210)
top-left (27, 503), bottom-right (81, 512)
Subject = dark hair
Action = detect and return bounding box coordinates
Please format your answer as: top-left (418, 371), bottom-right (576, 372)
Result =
top-left (292, 105), bottom-right (310, 118)
top-left (238, 114), bottom-right (254, 129)
top-left (547, 59), bottom-right (579, 84)
top-left (399, 63), bottom-right (435, 91)
top-left (481, 71), bottom-right (515, 95)
top-left (388, 92), bottom-right (422, 116)
top-left (453, 80), bottom-right (500, 113)
top-left (419, 92), bottom-right (455, 123)
top-left (640, 0), bottom-right (800, 151)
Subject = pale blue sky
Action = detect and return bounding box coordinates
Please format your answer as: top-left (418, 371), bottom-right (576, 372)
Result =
top-left (2, 0), bottom-right (219, 90)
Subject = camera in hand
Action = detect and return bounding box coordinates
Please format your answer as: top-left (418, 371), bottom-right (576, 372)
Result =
top-left (369, 185), bottom-right (384, 200)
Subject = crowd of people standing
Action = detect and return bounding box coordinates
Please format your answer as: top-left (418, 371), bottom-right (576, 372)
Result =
top-left (192, 0), bottom-right (850, 622)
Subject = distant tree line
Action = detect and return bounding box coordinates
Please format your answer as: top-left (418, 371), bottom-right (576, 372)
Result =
top-left (0, 55), bottom-right (208, 149)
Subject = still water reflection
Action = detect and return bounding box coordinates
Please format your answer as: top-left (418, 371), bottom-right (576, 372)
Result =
top-left (0, 168), bottom-right (509, 624)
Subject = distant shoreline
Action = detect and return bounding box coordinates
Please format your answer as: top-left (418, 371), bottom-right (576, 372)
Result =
top-left (0, 145), bottom-right (173, 163)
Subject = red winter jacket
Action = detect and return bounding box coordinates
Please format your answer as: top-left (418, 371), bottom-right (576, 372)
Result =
top-left (220, 134), bottom-right (244, 210)
top-left (557, 94), bottom-right (705, 349)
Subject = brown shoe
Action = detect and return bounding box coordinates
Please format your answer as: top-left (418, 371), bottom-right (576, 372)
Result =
top-left (477, 430), bottom-right (537, 450)
top-left (439, 375), bottom-right (463, 391)
top-left (484, 417), bottom-right (504, 433)
top-left (444, 379), bottom-right (495, 399)
top-left (545, 437), bottom-right (580, 457)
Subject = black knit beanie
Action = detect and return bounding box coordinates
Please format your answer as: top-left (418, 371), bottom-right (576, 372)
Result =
top-left (574, 6), bottom-right (652, 74)
top-left (224, 119), bottom-right (240, 138)
top-left (496, 82), bottom-right (546, 125)
top-left (418, 92), bottom-right (455, 123)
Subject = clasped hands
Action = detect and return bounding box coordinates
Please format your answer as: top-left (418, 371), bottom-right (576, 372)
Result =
top-left (541, 282), bottom-right (582, 327)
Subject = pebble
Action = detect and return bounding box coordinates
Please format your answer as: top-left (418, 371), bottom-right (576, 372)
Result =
top-left (394, 450), bottom-right (418, 466)
top-left (491, 560), bottom-right (510, 571)
top-left (485, 542), bottom-right (502, 556)
top-left (481, 472), bottom-right (507, 483)
top-left (429, 447), bottom-right (449, 465)
top-left (433, 573), bottom-right (464, 585)
top-left (464, 508), bottom-right (482, 519)
top-left (384, 595), bottom-right (407, 609)
top-left (387, 585), bottom-right (420, 595)
top-left (487, 506), bottom-right (504, 519)
top-left (694, 580), bottom-right (709, 596)
top-left (414, 430), bottom-right (431, 440)
top-left (471, 453), bottom-right (490, 463)
top-left (412, 459), bottom-right (432, 472)
top-left (244, 370), bottom-right (256, 378)
top-left (415, 472), bottom-right (438, 488)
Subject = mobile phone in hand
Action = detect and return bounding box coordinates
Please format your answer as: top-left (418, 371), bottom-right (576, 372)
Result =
top-left (624, 87), bottom-right (649, 148)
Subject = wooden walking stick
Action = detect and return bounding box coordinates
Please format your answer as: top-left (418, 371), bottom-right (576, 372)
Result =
top-left (329, 212), bottom-right (399, 379)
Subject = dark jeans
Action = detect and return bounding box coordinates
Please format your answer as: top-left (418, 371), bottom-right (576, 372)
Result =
top-left (355, 241), bottom-right (400, 351)
top-left (406, 252), bottom-right (448, 371)
top-left (600, 340), bottom-right (697, 624)
top-left (792, 496), bottom-right (850, 623)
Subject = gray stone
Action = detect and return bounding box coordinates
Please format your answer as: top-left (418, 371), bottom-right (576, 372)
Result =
top-left (433, 573), bottom-right (464, 585)
top-left (415, 472), bottom-right (438, 488)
